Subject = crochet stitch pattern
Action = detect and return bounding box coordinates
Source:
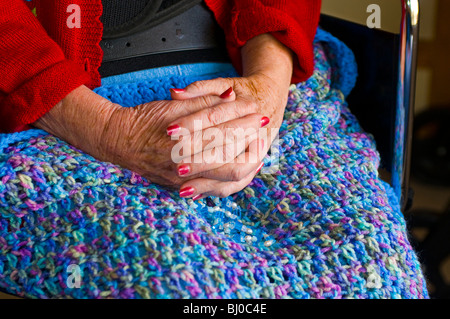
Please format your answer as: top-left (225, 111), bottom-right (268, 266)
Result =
top-left (0, 29), bottom-right (428, 299)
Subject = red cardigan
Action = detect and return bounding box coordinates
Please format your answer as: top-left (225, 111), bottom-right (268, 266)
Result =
top-left (0, 0), bottom-right (321, 133)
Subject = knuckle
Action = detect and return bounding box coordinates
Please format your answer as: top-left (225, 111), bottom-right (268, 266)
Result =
top-left (229, 166), bottom-right (245, 182)
top-left (189, 81), bottom-right (204, 91)
top-left (232, 107), bottom-right (242, 120)
top-left (199, 95), bottom-right (213, 107)
top-left (245, 100), bottom-right (258, 113)
top-left (169, 176), bottom-right (182, 186)
top-left (223, 143), bottom-right (237, 162)
top-left (205, 108), bottom-right (220, 126)
top-left (236, 100), bottom-right (259, 116)
top-left (216, 188), bottom-right (231, 198)
top-left (215, 77), bottom-right (227, 85)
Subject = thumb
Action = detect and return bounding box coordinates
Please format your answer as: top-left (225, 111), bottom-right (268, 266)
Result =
top-left (170, 78), bottom-right (235, 101)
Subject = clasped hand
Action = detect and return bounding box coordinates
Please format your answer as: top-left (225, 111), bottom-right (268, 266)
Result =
top-left (105, 74), bottom-right (286, 200)
top-left (34, 34), bottom-right (293, 199)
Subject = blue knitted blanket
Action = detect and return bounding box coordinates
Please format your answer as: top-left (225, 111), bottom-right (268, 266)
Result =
top-left (0, 29), bottom-right (429, 299)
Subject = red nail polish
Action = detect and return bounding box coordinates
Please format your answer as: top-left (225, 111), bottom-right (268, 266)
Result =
top-left (192, 194), bottom-right (203, 201)
top-left (260, 116), bottom-right (270, 128)
top-left (178, 164), bottom-right (190, 176)
top-left (220, 87), bottom-right (233, 99)
top-left (170, 88), bottom-right (185, 94)
top-left (256, 162), bottom-right (264, 174)
top-left (167, 124), bottom-right (180, 136)
top-left (179, 186), bottom-right (195, 198)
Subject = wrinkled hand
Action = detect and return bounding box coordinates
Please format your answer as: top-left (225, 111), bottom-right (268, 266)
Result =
top-left (34, 85), bottom-right (239, 189)
top-left (98, 94), bottom-right (242, 187)
top-left (165, 32), bottom-right (294, 199)
top-left (167, 73), bottom-right (290, 199)
top-left (34, 34), bottom-right (293, 199)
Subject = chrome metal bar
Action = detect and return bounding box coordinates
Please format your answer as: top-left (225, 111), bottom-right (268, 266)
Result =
top-left (393, 0), bottom-right (420, 211)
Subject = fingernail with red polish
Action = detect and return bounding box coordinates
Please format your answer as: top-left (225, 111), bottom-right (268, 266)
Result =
top-left (220, 87), bottom-right (233, 99)
top-left (179, 186), bottom-right (195, 198)
top-left (256, 162), bottom-right (264, 174)
top-left (192, 194), bottom-right (203, 201)
top-left (260, 116), bottom-right (270, 127)
top-left (167, 124), bottom-right (180, 136)
top-left (178, 164), bottom-right (190, 176)
top-left (170, 88), bottom-right (185, 94)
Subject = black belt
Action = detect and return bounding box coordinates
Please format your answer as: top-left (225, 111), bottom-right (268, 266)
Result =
top-left (99, 2), bottom-right (230, 77)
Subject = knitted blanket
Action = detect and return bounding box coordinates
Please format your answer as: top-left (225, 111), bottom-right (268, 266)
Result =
top-left (0, 29), bottom-right (429, 299)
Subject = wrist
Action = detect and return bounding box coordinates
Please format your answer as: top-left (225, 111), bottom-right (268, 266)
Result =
top-left (241, 33), bottom-right (294, 89)
top-left (33, 85), bottom-right (120, 157)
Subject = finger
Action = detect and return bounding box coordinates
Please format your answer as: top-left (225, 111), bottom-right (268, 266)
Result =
top-left (178, 162), bottom-right (263, 199)
top-left (167, 98), bottom-right (269, 137)
top-left (170, 113), bottom-right (266, 163)
top-left (171, 86), bottom-right (235, 101)
top-left (177, 138), bottom-right (249, 178)
top-left (170, 78), bottom-right (235, 100)
top-left (177, 138), bottom-right (265, 182)
top-left (166, 94), bottom-right (236, 136)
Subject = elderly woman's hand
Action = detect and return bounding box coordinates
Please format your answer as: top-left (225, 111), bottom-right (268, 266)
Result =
top-left (168, 33), bottom-right (294, 199)
top-left (33, 34), bottom-right (294, 199)
top-left (33, 84), bottom-right (241, 188)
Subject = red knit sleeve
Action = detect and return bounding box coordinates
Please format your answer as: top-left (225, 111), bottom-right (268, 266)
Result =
top-left (204, 0), bottom-right (321, 84)
top-left (0, 0), bottom-right (91, 133)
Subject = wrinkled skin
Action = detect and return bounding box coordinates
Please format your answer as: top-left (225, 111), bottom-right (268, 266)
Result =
top-left (34, 34), bottom-right (294, 198)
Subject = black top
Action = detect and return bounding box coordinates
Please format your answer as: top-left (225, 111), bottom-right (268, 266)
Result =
top-left (98, 0), bottom-right (229, 77)
top-left (101, 0), bottom-right (202, 39)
